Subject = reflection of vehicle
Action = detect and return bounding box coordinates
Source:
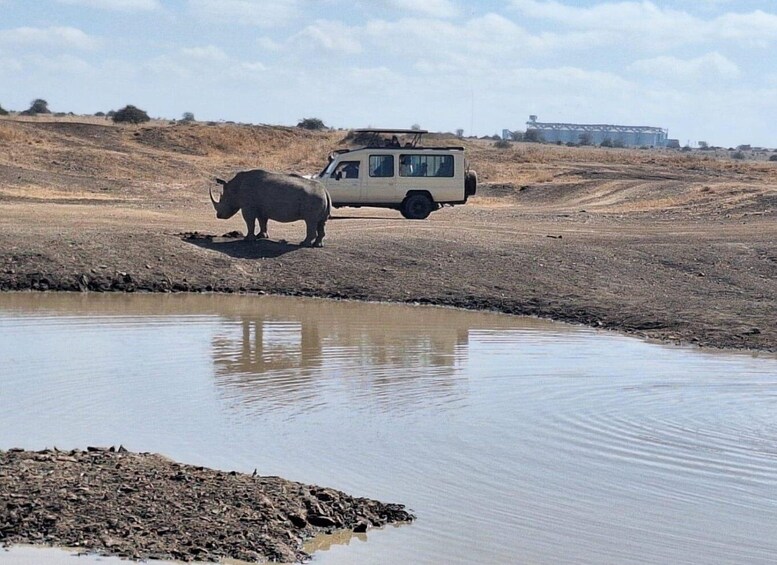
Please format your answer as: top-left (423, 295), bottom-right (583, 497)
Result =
top-left (317, 128), bottom-right (477, 219)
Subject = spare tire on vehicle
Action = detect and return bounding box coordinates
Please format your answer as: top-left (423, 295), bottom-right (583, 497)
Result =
top-left (465, 170), bottom-right (477, 196)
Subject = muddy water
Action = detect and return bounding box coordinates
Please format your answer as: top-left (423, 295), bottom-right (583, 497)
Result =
top-left (1, 293), bottom-right (776, 565)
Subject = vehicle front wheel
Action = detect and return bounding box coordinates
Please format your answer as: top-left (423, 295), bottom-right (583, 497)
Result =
top-left (401, 194), bottom-right (434, 220)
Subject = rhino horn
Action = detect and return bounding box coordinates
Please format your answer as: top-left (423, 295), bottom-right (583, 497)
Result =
top-left (209, 185), bottom-right (220, 210)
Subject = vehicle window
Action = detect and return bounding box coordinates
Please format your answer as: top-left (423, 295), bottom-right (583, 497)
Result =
top-left (399, 154), bottom-right (454, 177)
top-left (332, 161), bottom-right (360, 179)
top-left (320, 159), bottom-right (337, 178)
top-left (369, 155), bottom-right (394, 177)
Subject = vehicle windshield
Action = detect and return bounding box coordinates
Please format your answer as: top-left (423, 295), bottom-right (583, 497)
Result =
top-left (319, 158), bottom-right (338, 178)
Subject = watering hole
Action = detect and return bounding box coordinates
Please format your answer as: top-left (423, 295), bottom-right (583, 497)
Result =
top-left (1, 293), bottom-right (776, 564)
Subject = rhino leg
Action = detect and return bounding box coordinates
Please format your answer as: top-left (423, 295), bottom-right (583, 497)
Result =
top-left (300, 219), bottom-right (317, 247)
top-left (258, 217), bottom-right (269, 239)
top-left (242, 210), bottom-right (256, 241)
top-left (312, 218), bottom-right (326, 247)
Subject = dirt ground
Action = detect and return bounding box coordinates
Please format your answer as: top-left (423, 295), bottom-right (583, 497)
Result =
top-left (0, 117), bottom-right (775, 352)
top-left (0, 448), bottom-right (412, 563)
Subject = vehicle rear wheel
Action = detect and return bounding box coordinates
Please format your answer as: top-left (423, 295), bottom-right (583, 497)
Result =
top-left (401, 194), bottom-right (434, 220)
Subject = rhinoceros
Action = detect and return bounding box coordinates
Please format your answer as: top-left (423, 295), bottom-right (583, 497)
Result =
top-left (210, 169), bottom-right (331, 247)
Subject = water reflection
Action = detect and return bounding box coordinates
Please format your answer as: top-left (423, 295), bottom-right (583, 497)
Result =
top-left (4, 293), bottom-right (774, 564)
top-left (208, 298), bottom-right (554, 414)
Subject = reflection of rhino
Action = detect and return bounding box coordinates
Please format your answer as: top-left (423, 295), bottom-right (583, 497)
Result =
top-left (210, 169), bottom-right (331, 247)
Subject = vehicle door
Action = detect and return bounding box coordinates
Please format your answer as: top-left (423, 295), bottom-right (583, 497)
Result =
top-left (365, 154), bottom-right (397, 204)
top-left (326, 159), bottom-right (363, 205)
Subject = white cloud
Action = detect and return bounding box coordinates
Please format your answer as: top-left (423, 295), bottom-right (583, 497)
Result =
top-left (144, 46), bottom-right (267, 82)
top-left (510, 0), bottom-right (702, 46)
top-left (387, 0), bottom-right (460, 19)
top-left (28, 53), bottom-right (93, 74)
top-left (629, 52), bottom-right (740, 82)
top-left (55, 0), bottom-right (160, 10)
top-left (257, 37), bottom-right (283, 51)
top-left (0, 56), bottom-right (23, 73)
top-left (292, 20), bottom-right (362, 54)
top-left (0, 27), bottom-right (98, 50)
top-left (180, 45), bottom-right (229, 61)
top-left (712, 10), bottom-right (777, 44)
top-left (188, 0), bottom-right (300, 27)
top-left (509, 0), bottom-right (777, 48)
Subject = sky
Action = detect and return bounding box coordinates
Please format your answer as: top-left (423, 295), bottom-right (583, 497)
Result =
top-left (0, 0), bottom-right (776, 148)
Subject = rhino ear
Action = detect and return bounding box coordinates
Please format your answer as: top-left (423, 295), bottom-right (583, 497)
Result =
top-left (216, 178), bottom-right (227, 186)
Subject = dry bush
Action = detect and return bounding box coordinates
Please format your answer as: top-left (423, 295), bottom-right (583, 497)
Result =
top-left (0, 122), bottom-right (22, 144)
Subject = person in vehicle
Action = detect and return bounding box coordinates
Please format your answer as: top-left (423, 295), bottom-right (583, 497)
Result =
top-left (342, 162), bottom-right (359, 178)
top-left (400, 156), bottom-right (414, 176)
top-left (388, 135), bottom-right (400, 147)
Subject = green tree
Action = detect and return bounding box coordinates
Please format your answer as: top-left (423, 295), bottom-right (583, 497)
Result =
top-left (20, 99), bottom-right (51, 115)
top-left (29, 99), bottom-right (51, 114)
top-left (181, 112), bottom-right (195, 122)
top-left (112, 105), bottom-right (151, 124)
top-left (297, 117), bottom-right (326, 130)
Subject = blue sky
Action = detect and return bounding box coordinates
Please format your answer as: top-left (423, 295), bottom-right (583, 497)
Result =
top-left (1, 0), bottom-right (776, 147)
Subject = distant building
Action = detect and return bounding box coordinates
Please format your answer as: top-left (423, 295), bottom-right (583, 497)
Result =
top-left (509, 116), bottom-right (669, 148)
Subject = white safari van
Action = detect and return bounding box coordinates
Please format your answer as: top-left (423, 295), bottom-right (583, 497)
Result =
top-left (316, 128), bottom-right (477, 219)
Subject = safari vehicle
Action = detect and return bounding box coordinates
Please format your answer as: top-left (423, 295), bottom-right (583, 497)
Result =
top-left (316, 128), bottom-right (477, 219)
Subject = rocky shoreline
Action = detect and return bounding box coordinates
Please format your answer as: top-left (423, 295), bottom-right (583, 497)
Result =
top-left (0, 448), bottom-right (414, 563)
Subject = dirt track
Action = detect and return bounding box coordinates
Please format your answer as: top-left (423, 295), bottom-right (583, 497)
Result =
top-left (0, 118), bottom-right (775, 355)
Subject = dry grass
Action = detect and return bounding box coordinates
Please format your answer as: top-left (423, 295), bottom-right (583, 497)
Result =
top-left (1, 117), bottom-right (775, 218)
top-left (2, 114), bottom-right (113, 125)
top-left (0, 122), bottom-right (23, 144)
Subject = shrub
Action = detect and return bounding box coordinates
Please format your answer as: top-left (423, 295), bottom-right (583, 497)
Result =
top-left (769, 155), bottom-right (777, 162)
top-left (94, 111), bottom-right (105, 117)
top-left (410, 123), bottom-right (421, 131)
top-left (181, 112), bottom-right (195, 122)
top-left (493, 139), bottom-right (511, 149)
top-left (524, 129), bottom-right (543, 143)
top-left (0, 104), bottom-right (8, 116)
top-left (24, 98), bottom-right (51, 115)
top-left (455, 128), bottom-right (464, 138)
top-left (112, 105), bottom-right (150, 124)
top-left (297, 117), bottom-right (326, 130)
top-left (681, 145), bottom-right (692, 152)
top-left (731, 151), bottom-right (745, 160)
top-left (600, 138), bottom-right (613, 148)
top-left (578, 132), bottom-right (593, 146)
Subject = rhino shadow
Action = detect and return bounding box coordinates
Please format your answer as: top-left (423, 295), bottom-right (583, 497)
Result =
top-left (184, 235), bottom-right (300, 259)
